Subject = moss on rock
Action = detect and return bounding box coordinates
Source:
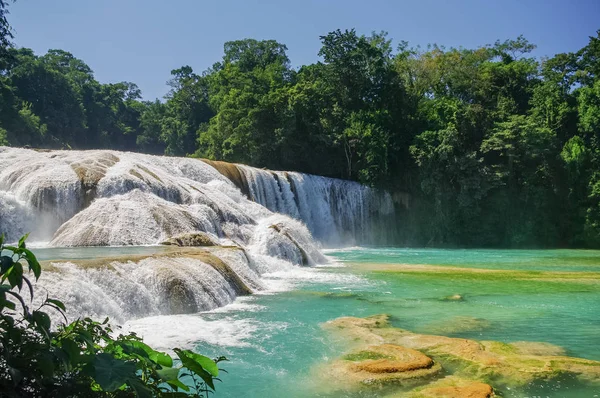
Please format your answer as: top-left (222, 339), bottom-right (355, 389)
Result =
top-left (161, 232), bottom-right (218, 247)
top-left (403, 376), bottom-right (495, 398)
top-left (323, 315), bottom-right (600, 389)
top-left (323, 343), bottom-right (441, 390)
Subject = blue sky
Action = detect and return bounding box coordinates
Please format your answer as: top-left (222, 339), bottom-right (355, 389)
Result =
top-left (8, 0), bottom-right (600, 100)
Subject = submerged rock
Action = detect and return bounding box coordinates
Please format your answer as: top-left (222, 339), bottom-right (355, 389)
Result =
top-left (322, 315), bottom-right (600, 394)
top-left (403, 376), bottom-right (495, 398)
top-left (443, 294), bottom-right (464, 301)
top-left (509, 341), bottom-right (566, 356)
top-left (324, 343), bottom-right (441, 390)
top-left (39, 247), bottom-right (258, 323)
top-left (423, 316), bottom-right (491, 335)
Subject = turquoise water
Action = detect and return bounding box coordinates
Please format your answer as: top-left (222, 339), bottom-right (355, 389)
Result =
top-left (330, 247), bottom-right (600, 271)
top-left (29, 245), bottom-right (167, 261)
top-left (187, 248), bottom-right (600, 397)
top-left (32, 247), bottom-right (600, 396)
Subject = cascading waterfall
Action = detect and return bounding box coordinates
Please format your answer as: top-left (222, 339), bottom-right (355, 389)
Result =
top-left (235, 165), bottom-right (396, 245)
top-left (0, 146), bottom-right (395, 322)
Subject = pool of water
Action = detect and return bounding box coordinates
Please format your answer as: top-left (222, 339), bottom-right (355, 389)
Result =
top-left (20, 246), bottom-right (600, 396)
top-left (122, 248), bottom-right (600, 397)
top-left (327, 246), bottom-right (600, 272)
top-left (29, 245), bottom-right (167, 261)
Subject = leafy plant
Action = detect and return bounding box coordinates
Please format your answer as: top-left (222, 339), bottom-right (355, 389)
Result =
top-left (0, 233), bottom-right (226, 397)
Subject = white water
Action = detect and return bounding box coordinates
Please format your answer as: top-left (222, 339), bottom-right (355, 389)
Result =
top-left (238, 166), bottom-right (395, 245)
top-left (0, 147), bottom-right (394, 321)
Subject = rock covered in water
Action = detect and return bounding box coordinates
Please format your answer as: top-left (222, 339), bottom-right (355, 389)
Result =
top-left (38, 247), bottom-right (259, 323)
top-left (50, 190), bottom-right (210, 246)
top-left (404, 376), bottom-right (495, 398)
top-left (423, 316), bottom-right (491, 335)
top-left (161, 232), bottom-right (218, 247)
top-left (250, 215), bottom-right (327, 266)
top-left (233, 163), bottom-right (397, 245)
top-left (443, 294), bottom-right (464, 301)
top-left (0, 146), bottom-right (394, 247)
top-left (320, 343), bottom-right (440, 392)
top-left (321, 315), bottom-right (600, 394)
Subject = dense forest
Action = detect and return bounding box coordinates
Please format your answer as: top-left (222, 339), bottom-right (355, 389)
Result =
top-left (1, 3), bottom-right (600, 248)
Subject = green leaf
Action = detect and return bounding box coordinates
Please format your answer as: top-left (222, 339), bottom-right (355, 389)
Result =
top-left (75, 330), bottom-right (95, 347)
top-left (166, 379), bottom-right (190, 392)
top-left (8, 366), bottom-right (22, 385)
top-left (119, 340), bottom-right (152, 358)
top-left (23, 249), bottom-right (41, 280)
top-left (119, 340), bottom-right (173, 367)
top-left (174, 348), bottom-right (218, 390)
top-left (46, 298), bottom-right (66, 312)
top-left (1, 298), bottom-right (16, 311)
top-left (0, 233), bottom-right (4, 247)
top-left (93, 353), bottom-right (137, 391)
top-left (127, 378), bottom-right (154, 398)
top-left (156, 367), bottom-right (181, 382)
top-left (175, 349), bottom-right (218, 377)
top-left (149, 350), bottom-right (173, 367)
top-left (1, 256), bottom-right (13, 274)
top-left (18, 234), bottom-right (29, 249)
top-left (6, 262), bottom-right (23, 290)
top-left (32, 310), bottom-right (51, 331)
top-left (36, 353), bottom-right (55, 378)
top-left (60, 338), bottom-right (82, 363)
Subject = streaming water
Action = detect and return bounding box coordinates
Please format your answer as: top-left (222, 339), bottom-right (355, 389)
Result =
top-left (125, 248), bottom-right (600, 397)
top-left (2, 147), bottom-right (599, 396)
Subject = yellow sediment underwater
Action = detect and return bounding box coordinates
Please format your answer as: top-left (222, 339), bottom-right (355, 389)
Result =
top-left (313, 314), bottom-right (600, 397)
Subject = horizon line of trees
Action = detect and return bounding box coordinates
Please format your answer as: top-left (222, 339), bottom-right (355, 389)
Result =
top-left (1, 3), bottom-right (600, 248)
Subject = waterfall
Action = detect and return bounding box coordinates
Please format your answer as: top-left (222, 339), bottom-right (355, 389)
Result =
top-left (220, 165), bottom-right (396, 246)
top-left (0, 146), bottom-right (394, 321)
top-left (36, 248), bottom-right (266, 324)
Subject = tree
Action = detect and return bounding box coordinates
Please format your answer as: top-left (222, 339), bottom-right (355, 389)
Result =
top-left (480, 115), bottom-right (558, 245)
top-left (197, 39), bottom-right (292, 166)
top-left (0, 0), bottom-right (14, 57)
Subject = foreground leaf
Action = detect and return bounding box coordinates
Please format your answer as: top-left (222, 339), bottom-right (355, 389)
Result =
top-left (93, 353), bottom-right (137, 391)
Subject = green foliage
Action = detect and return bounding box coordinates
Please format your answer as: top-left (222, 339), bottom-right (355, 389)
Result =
top-left (0, 0), bottom-right (14, 56)
top-left (0, 126), bottom-right (7, 145)
top-left (1, 3), bottom-right (600, 248)
top-left (0, 235), bottom-right (226, 397)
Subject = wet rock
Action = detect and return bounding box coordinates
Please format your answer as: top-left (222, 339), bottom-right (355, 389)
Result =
top-left (324, 315), bottom-right (600, 387)
top-left (162, 232), bottom-right (218, 247)
top-left (424, 316), bottom-right (491, 335)
top-left (325, 343), bottom-right (441, 389)
top-left (404, 376), bottom-right (495, 398)
top-left (201, 159), bottom-right (251, 198)
top-left (509, 341), bottom-right (566, 356)
top-left (71, 152), bottom-right (119, 208)
top-left (164, 277), bottom-right (197, 314)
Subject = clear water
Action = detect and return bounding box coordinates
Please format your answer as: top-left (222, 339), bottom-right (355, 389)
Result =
top-left (42, 247), bottom-right (600, 397)
top-left (30, 245), bottom-right (167, 261)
